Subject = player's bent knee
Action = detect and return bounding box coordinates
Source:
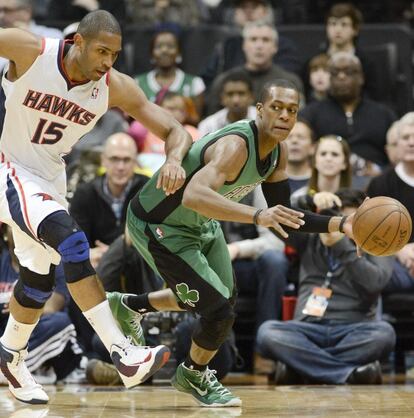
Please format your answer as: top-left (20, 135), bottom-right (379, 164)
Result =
top-left (193, 300), bottom-right (235, 351)
top-left (14, 265), bottom-right (56, 309)
top-left (38, 210), bottom-right (95, 283)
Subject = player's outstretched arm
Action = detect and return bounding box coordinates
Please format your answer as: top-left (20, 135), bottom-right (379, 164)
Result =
top-left (182, 135), bottom-right (304, 233)
top-left (260, 142), bottom-right (352, 238)
top-left (0, 29), bottom-right (42, 78)
top-left (109, 69), bottom-right (193, 195)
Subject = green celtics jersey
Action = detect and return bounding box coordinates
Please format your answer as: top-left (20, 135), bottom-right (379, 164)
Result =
top-left (130, 120), bottom-right (280, 228)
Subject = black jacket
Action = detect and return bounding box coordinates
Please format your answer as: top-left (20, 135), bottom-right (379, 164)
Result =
top-left (70, 173), bottom-right (148, 246)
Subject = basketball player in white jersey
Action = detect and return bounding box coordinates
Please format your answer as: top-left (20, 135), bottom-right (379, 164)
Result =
top-left (0, 11), bottom-right (193, 404)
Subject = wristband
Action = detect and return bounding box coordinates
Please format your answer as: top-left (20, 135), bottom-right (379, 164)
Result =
top-left (339, 216), bottom-right (348, 233)
top-left (253, 209), bottom-right (263, 225)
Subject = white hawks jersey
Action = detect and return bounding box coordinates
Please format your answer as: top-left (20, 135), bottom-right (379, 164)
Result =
top-left (0, 37), bottom-right (109, 181)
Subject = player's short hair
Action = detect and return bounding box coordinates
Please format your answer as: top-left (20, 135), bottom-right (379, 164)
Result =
top-left (258, 79), bottom-right (299, 103)
top-left (77, 10), bottom-right (121, 40)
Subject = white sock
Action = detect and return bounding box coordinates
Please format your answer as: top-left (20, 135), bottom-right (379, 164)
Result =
top-left (0, 313), bottom-right (38, 351)
top-left (83, 300), bottom-right (126, 352)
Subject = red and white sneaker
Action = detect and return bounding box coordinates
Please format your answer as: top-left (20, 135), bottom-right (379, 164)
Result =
top-left (0, 342), bottom-right (49, 404)
top-left (110, 339), bottom-right (170, 388)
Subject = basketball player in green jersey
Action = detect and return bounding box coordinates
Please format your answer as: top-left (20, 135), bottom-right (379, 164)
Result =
top-left (108, 80), bottom-right (355, 407)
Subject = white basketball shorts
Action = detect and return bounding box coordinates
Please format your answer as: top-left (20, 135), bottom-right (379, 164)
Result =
top-left (0, 158), bottom-right (68, 274)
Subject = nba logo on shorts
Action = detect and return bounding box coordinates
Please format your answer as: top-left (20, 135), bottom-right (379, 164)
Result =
top-left (91, 88), bottom-right (99, 99)
top-left (156, 227), bottom-right (164, 238)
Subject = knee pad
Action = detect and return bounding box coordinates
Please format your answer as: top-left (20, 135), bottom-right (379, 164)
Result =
top-left (192, 300), bottom-right (235, 351)
top-left (14, 265), bottom-right (55, 309)
top-left (38, 210), bottom-right (95, 283)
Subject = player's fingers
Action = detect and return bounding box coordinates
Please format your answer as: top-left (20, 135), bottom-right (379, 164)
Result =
top-left (276, 205), bottom-right (304, 218)
top-left (156, 170), bottom-right (164, 189)
top-left (272, 223), bottom-right (288, 238)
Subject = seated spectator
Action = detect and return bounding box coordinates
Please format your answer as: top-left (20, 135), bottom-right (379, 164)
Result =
top-left (367, 112), bottom-right (414, 294)
top-left (306, 53), bottom-right (330, 102)
top-left (126, 0), bottom-right (201, 26)
top-left (285, 121), bottom-right (314, 193)
top-left (70, 133), bottom-right (149, 269)
top-left (305, 2), bottom-right (379, 103)
top-left (0, 225), bottom-right (84, 385)
top-left (48, 0), bottom-right (127, 23)
top-left (206, 21), bottom-right (304, 115)
top-left (256, 188), bottom-right (396, 384)
top-left (299, 52), bottom-right (396, 175)
top-left (291, 135), bottom-right (352, 207)
top-left (222, 0), bottom-right (274, 27)
top-left (135, 29), bottom-right (205, 120)
top-left (201, 1), bottom-right (301, 87)
top-left (198, 71), bottom-right (256, 137)
top-left (385, 120), bottom-right (401, 167)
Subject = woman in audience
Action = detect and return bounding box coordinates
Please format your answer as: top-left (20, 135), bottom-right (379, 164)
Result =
top-left (135, 30), bottom-right (206, 121)
top-left (291, 135), bottom-right (352, 210)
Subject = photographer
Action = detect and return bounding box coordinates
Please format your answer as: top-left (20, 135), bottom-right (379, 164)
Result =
top-left (256, 188), bottom-right (396, 384)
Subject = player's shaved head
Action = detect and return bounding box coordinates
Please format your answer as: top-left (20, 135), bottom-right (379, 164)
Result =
top-left (77, 10), bottom-right (121, 40)
top-left (259, 79), bottom-right (299, 103)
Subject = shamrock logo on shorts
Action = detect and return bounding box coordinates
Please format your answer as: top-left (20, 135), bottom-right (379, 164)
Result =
top-left (176, 283), bottom-right (199, 307)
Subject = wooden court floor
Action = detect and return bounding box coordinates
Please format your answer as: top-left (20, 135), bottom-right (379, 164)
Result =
top-left (1, 383), bottom-right (414, 418)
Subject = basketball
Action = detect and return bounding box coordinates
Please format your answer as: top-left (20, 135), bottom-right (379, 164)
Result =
top-left (352, 196), bottom-right (412, 256)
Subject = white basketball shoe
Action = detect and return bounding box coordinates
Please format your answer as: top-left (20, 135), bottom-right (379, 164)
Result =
top-left (110, 339), bottom-right (170, 388)
top-left (0, 342), bottom-right (49, 404)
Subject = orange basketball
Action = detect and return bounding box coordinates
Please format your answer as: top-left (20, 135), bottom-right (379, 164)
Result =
top-left (352, 196), bottom-right (412, 256)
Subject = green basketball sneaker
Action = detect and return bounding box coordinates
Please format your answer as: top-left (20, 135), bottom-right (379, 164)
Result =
top-left (171, 363), bottom-right (242, 407)
top-left (107, 292), bottom-right (145, 346)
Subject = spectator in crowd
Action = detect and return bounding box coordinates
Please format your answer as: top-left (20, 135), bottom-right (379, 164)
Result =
top-left (299, 52), bottom-right (396, 177)
top-left (256, 188), bottom-right (396, 385)
top-left (126, 0), bottom-right (202, 26)
top-left (222, 0), bottom-right (275, 27)
top-left (206, 21), bottom-right (304, 115)
top-left (367, 112), bottom-right (414, 293)
top-left (198, 71), bottom-right (256, 137)
top-left (285, 120), bottom-right (314, 193)
top-left (201, 2), bottom-right (301, 87)
top-left (49, 0), bottom-right (127, 23)
top-left (385, 120), bottom-right (401, 167)
top-left (306, 2), bottom-right (379, 102)
top-left (135, 29), bottom-right (205, 119)
top-left (0, 225), bottom-right (85, 385)
top-left (70, 133), bottom-right (148, 269)
top-left (306, 53), bottom-right (330, 103)
top-left (291, 135), bottom-right (352, 207)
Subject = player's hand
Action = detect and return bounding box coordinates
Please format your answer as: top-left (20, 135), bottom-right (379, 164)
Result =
top-left (157, 159), bottom-right (186, 196)
top-left (313, 192), bottom-right (342, 211)
top-left (257, 205), bottom-right (305, 238)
